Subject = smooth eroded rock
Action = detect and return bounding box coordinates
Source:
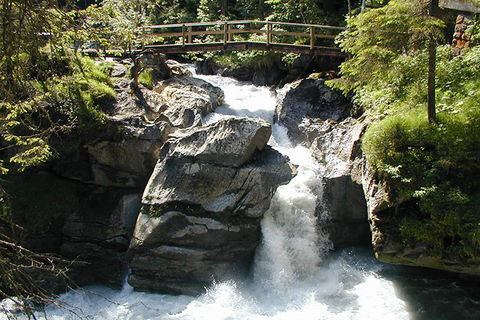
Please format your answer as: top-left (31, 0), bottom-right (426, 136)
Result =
top-left (128, 117), bottom-right (295, 295)
top-left (275, 78), bottom-right (351, 144)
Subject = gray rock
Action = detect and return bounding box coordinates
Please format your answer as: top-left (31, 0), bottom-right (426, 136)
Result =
top-left (308, 117), bottom-right (371, 249)
top-left (136, 76), bottom-right (224, 130)
top-left (166, 117), bottom-right (271, 168)
top-left (275, 78), bottom-right (351, 144)
top-left (111, 63), bottom-right (129, 78)
top-left (142, 118), bottom-right (286, 219)
top-left (128, 117), bottom-right (295, 295)
top-left (195, 59), bottom-right (222, 75)
top-left (276, 79), bottom-right (370, 249)
top-left (53, 60), bottom-right (224, 188)
top-left (4, 171), bottom-right (143, 288)
top-left (134, 51), bottom-right (172, 83)
top-left (166, 59), bottom-right (192, 77)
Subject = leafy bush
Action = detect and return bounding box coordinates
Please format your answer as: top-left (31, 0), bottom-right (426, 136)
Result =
top-left (138, 69), bottom-right (155, 89)
top-left (44, 55), bottom-right (115, 126)
top-left (1, 55), bottom-right (115, 172)
top-left (363, 109), bottom-right (480, 258)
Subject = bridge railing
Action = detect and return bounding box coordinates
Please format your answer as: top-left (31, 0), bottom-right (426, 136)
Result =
top-left (137, 20), bottom-right (345, 51)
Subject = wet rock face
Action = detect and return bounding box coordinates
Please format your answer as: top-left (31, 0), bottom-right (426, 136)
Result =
top-left (275, 78), bottom-right (351, 145)
top-left (128, 117), bottom-right (295, 295)
top-left (274, 79), bottom-right (370, 249)
top-left (52, 57), bottom-right (224, 188)
top-left (7, 56), bottom-right (228, 289)
top-left (5, 171), bottom-right (142, 288)
top-left (310, 118), bottom-right (371, 249)
top-left (370, 199), bottom-right (480, 277)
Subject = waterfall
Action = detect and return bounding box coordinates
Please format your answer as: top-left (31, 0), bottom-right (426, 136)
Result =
top-left (20, 67), bottom-right (478, 320)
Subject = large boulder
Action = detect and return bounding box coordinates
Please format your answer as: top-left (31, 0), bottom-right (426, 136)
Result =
top-left (141, 76), bottom-right (224, 127)
top-left (308, 117), bottom-right (371, 248)
top-left (275, 77), bottom-right (351, 144)
top-left (275, 80), bottom-right (369, 249)
top-left (128, 117), bottom-right (295, 295)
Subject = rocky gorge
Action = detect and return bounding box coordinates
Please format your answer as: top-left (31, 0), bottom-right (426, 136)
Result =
top-left (4, 52), bottom-right (479, 308)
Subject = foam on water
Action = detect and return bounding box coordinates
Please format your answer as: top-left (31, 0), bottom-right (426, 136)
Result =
top-left (18, 65), bottom-right (431, 320)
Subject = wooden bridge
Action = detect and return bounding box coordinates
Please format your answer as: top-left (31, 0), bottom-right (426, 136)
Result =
top-left (137, 20), bottom-right (345, 57)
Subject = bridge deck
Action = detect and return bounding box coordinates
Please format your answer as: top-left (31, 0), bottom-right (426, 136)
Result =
top-left (137, 20), bottom-right (345, 56)
top-left (143, 42), bottom-right (344, 57)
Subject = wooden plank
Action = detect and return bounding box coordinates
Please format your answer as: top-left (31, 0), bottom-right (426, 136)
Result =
top-left (228, 24), bottom-right (233, 41)
top-left (142, 41), bottom-right (345, 57)
top-left (187, 26), bottom-right (193, 43)
top-left (182, 25), bottom-right (185, 46)
top-left (189, 30), bottom-right (224, 36)
top-left (138, 20), bottom-right (345, 56)
top-left (224, 22), bottom-right (228, 45)
top-left (141, 20), bottom-right (345, 31)
top-left (267, 24), bottom-right (271, 46)
top-left (310, 26), bottom-right (315, 50)
top-left (264, 20), bottom-right (345, 30)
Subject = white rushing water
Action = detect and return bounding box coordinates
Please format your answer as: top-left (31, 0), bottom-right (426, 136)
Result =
top-left (15, 66), bottom-right (467, 320)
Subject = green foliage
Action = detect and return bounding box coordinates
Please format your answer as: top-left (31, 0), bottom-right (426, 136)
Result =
top-left (45, 55), bottom-right (115, 126)
top-left (148, 0), bottom-right (198, 24)
top-left (266, 0), bottom-right (327, 24)
top-left (138, 69), bottom-right (155, 89)
top-left (0, 0), bottom-right (70, 102)
top-left (336, 0), bottom-right (480, 259)
top-left (1, 55), bottom-right (114, 173)
top-left (198, 0), bottom-right (225, 22)
top-left (67, 0), bottom-right (149, 52)
top-left (363, 108), bottom-right (480, 258)
top-left (328, 0), bottom-right (445, 112)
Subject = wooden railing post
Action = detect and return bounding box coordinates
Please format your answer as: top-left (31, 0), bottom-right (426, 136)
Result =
top-left (228, 24), bottom-right (233, 41)
top-left (310, 26), bottom-right (315, 50)
top-left (137, 20), bottom-right (345, 55)
top-left (224, 22), bottom-right (228, 45)
top-left (187, 26), bottom-right (192, 43)
top-left (182, 24), bottom-right (186, 46)
top-left (267, 23), bottom-right (272, 46)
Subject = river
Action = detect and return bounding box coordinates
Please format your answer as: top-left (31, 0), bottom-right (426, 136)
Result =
top-left (18, 67), bottom-right (480, 320)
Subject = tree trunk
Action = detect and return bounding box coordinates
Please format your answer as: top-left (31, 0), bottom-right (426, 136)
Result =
top-left (221, 0), bottom-right (228, 16)
top-left (427, 38), bottom-right (437, 124)
top-left (426, 0), bottom-right (438, 124)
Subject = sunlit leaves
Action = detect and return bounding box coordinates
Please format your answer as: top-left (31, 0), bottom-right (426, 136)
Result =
top-left (328, 0), bottom-right (445, 113)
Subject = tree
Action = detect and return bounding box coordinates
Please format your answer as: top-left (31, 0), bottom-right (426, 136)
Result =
top-left (426, 0), bottom-right (439, 123)
top-left (329, 0), bottom-right (445, 120)
top-left (265, 0), bottom-right (327, 23)
top-left (0, 1), bottom-right (112, 316)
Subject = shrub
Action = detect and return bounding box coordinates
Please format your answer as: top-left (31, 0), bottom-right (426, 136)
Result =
top-left (363, 109), bottom-right (480, 258)
top-left (138, 69), bottom-right (154, 89)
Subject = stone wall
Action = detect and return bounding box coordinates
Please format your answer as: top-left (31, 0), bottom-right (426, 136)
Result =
top-left (452, 13), bottom-right (475, 55)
